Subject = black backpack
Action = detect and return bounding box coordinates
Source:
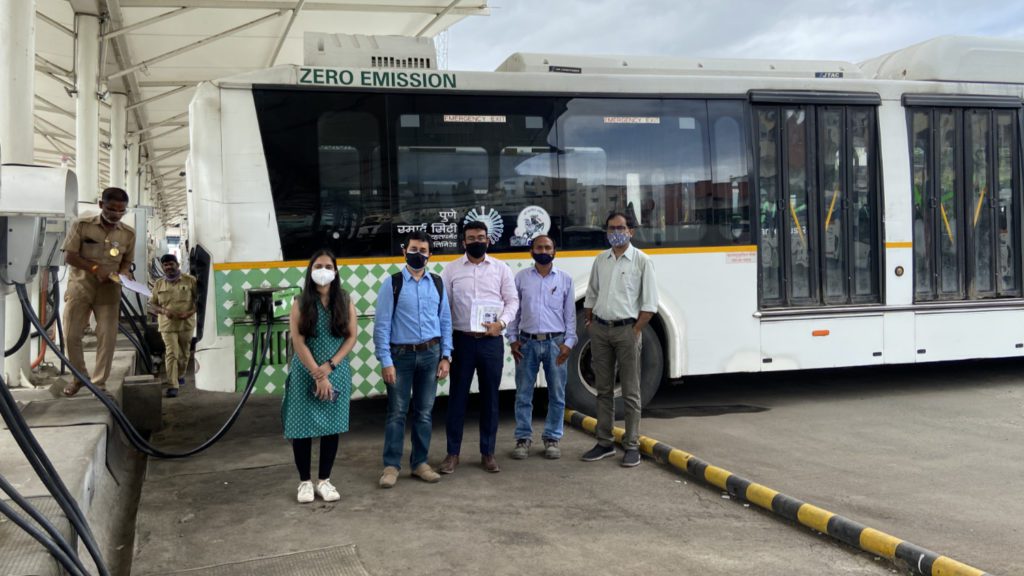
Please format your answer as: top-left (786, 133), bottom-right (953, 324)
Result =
top-left (391, 271), bottom-right (444, 316)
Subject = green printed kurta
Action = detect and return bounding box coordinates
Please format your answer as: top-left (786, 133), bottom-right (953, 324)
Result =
top-left (281, 304), bottom-right (351, 439)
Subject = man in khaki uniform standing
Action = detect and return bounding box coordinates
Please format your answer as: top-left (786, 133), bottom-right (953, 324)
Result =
top-left (61, 187), bottom-right (136, 396)
top-left (149, 254), bottom-right (197, 398)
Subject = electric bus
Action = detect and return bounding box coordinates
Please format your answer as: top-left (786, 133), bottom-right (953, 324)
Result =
top-left (184, 35), bottom-right (1024, 415)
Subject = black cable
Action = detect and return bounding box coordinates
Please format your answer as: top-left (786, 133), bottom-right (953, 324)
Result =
top-left (120, 298), bottom-right (150, 357)
top-left (16, 283), bottom-right (272, 459)
top-left (0, 375), bottom-right (108, 576)
top-left (4, 303), bottom-right (29, 357)
top-left (0, 473), bottom-right (89, 575)
top-left (0, 497), bottom-right (87, 576)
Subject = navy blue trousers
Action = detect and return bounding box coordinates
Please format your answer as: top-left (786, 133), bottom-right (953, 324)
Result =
top-left (446, 332), bottom-right (503, 456)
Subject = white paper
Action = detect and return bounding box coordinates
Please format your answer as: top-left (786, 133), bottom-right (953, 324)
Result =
top-left (470, 300), bottom-right (503, 333)
top-left (118, 274), bottom-right (152, 297)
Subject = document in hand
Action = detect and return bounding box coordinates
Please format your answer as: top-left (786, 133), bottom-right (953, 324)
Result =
top-left (470, 300), bottom-right (503, 332)
top-left (118, 274), bottom-right (152, 298)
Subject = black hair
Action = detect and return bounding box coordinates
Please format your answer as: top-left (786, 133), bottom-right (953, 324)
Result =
top-left (529, 234), bottom-right (556, 248)
top-left (101, 187), bottom-right (129, 203)
top-left (298, 249), bottom-right (350, 340)
top-left (605, 211), bottom-right (636, 229)
top-left (406, 230), bottom-right (432, 251)
top-left (160, 254), bottom-right (178, 264)
top-left (463, 220), bottom-right (488, 238)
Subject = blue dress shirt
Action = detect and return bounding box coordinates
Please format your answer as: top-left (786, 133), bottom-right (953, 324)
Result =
top-left (373, 266), bottom-right (454, 369)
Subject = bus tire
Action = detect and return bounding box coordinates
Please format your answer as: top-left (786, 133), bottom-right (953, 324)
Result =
top-left (565, 314), bottom-right (664, 421)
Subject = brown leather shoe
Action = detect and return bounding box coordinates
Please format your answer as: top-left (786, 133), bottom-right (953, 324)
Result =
top-left (481, 454), bottom-right (500, 473)
top-left (438, 454), bottom-right (459, 474)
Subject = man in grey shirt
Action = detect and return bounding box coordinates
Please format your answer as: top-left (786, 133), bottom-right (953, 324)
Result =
top-left (580, 212), bottom-right (658, 467)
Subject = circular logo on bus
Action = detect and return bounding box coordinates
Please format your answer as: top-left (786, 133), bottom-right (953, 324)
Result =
top-left (463, 206), bottom-right (504, 245)
top-left (511, 205), bottom-right (551, 247)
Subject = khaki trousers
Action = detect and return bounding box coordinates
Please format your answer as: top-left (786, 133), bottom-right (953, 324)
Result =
top-left (589, 322), bottom-right (642, 451)
top-left (64, 298), bottom-right (118, 388)
top-left (161, 331), bottom-right (192, 389)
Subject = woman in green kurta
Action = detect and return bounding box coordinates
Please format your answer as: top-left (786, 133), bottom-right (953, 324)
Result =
top-left (282, 249), bottom-right (357, 504)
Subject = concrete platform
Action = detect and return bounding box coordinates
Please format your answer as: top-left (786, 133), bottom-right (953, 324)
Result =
top-left (1, 349), bottom-right (144, 576)
top-left (132, 387), bottom-right (890, 576)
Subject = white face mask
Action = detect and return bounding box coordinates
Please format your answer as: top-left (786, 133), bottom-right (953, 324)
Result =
top-left (310, 268), bottom-right (336, 287)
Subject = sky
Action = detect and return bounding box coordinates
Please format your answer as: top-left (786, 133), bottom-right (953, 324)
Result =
top-left (443, 0), bottom-right (1024, 71)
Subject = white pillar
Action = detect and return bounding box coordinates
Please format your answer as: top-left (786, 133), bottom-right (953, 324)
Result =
top-left (1, 0), bottom-right (36, 386)
top-left (126, 134), bottom-right (140, 204)
top-left (108, 92), bottom-right (127, 188)
top-left (75, 13), bottom-right (100, 208)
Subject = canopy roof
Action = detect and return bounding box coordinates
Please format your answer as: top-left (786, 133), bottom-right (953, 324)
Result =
top-left (34, 0), bottom-right (488, 226)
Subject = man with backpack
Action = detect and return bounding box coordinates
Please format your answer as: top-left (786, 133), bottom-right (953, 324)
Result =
top-left (373, 231), bottom-right (453, 488)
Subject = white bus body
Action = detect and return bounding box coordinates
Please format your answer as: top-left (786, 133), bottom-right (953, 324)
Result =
top-left (185, 36), bottom-right (1024, 413)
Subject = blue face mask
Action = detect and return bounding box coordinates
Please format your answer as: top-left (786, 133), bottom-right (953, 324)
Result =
top-left (607, 232), bottom-right (630, 247)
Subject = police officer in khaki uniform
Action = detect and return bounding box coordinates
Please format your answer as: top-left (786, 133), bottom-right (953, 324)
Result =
top-left (61, 187), bottom-right (136, 396)
top-left (148, 254), bottom-right (198, 398)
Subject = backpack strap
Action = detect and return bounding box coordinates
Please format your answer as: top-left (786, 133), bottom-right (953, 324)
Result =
top-left (430, 273), bottom-right (443, 314)
top-left (392, 271), bottom-right (445, 316)
top-left (390, 271), bottom-right (404, 316)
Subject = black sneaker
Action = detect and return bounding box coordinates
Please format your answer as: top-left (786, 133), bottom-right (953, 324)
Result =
top-left (580, 443), bottom-right (616, 462)
top-left (621, 449), bottom-right (641, 467)
top-left (511, 438), bottom-right (531, 459)
top-left (166, 388), bottom-right (179, 398)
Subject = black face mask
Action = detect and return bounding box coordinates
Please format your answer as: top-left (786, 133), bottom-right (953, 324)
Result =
top-left (465, 242), bottom-right (488, 259)
top-left (405, 252), bottom-right (428, 270)
top-left (532, 253), bottom-right (554, 265)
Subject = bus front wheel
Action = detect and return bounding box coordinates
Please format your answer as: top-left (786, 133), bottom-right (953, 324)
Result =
top-left (565, 315), bottom-right (664, 421)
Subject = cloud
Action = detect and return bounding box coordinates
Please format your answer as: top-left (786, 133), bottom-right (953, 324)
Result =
top-left (446, 0), bottom-right (1024, 71)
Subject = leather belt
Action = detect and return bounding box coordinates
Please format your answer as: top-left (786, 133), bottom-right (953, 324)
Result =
top-left (454, 330), bottom-right (499, 339)
top-left (391, 337), bottom-right (440, 352)
top-left (593, 316), bottom-right (636, 327)
top-left (519, 331), bottom-right (564, 341)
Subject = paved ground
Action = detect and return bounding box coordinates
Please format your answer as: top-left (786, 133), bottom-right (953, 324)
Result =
top-left (129, 357), bottom-right (1024, 576)
top-left (131, 386), bottom-right (891, 575)
top-left (643, 359), bottom-right (1024, 575)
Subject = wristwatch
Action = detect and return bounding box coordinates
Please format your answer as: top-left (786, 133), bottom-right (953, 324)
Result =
top-left (499, 320), bottom-right (507, 329)
top-left (442, 355), bottom-right (452, 363)
top-left (327, 359), bottom-right (337, 370)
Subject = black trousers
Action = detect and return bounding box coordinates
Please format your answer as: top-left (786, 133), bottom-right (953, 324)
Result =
top-left (291, 434), bottom-right (340, 481)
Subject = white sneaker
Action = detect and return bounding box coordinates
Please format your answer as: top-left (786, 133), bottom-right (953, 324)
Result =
top-left (316, 479), bottom-right (340, 502)
top-left (297, 481), bottom-right (314, 503)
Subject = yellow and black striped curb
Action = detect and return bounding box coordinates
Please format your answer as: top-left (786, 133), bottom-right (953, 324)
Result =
top-left (565, 410), bottom-right (993, 576)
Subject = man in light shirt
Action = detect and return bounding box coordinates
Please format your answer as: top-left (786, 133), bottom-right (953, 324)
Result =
top-left (440, 220), bottom-right (519, 474)
top-left (581, 212), bottom-right (658, 468)
top-left (507, 235), bottom-right (576, 460)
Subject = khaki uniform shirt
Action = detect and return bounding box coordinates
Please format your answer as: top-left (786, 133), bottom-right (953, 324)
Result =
top-left (150, 274), bottom-right (198, 333)
top-left (583, 244), bottom-right (658, 321)
top-left (62, 215), bottom-right (136, 306)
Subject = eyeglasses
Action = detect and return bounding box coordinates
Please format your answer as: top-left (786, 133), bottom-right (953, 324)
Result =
top-left (407, 248), bottom-right (428, 255)
top-left (607, 226), bottom-right (628, 232)
top-left (465, 235), bottom-right (488, 243)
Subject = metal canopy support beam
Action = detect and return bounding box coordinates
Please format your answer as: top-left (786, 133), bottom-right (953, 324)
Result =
top-left (267, 0), bottom-right (305, 67)
top-left (117, 1), bottom-right (488, 15)
top-left (101, 6), bottom-right (196, 40)
top-left (416, 0), bottom-right (459, 37)
top-left (35, 54), bottom-right (72, 77)
top-left (140, 144), bottom-right (188, 167)
top-left (36, 10), bottom-right (75, 37)
top-left (107, 10), bottom-right (287, 81)
top-left (76, 12), bottom-right (101, 204)
top-left (138, 123), bottom-right (186, 146)
top-left (132, 111), bottom-right (189, 135)
top-left (109, 92), bottom-right (127, 187)
top-left (126, 84), bottom-right (193, 111)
